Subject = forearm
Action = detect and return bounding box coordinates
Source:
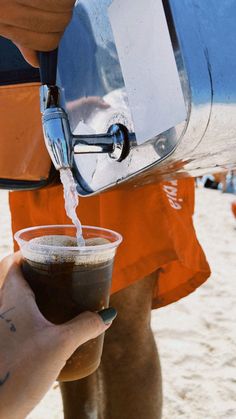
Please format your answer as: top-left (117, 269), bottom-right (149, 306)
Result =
top-left (0, 348), bottom-right (61, 419)
top-left (0, 349), bottom-right (42, 419)
top-left (0, 316), bottom-right (61, 419)
top-left (0, 368), bottom-right (28, 419)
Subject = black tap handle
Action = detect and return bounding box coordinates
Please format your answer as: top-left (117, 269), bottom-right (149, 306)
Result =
top-left (38, 49), bottom-right (58, 86)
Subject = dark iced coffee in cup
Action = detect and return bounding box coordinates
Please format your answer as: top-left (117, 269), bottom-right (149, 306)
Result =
top-left (15, 226), bottom-right (122, 381)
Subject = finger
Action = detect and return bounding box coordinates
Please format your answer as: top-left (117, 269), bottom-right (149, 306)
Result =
top-left (1, 260), bottom-right (35, 301)
top-left (0, 253), bottom-right (34, 300)
top-left (0, 7), bottom-right (72, 34)
top-left (57, 309), bottom-right (117, 354)
top-left (0, 23), bottom-right (61, 52)
top-left (12, 251), bottom-right (23, 265)
top-left (16, 0), bottom-right (76, 13)
top-left (87, 97), bottom-right (110, 109)
top-left (98, 100), bottom-right (110, 109)
top-left (0, 251), bottom-right (23, 276)
top-left (0, 255), bottom-right (52, 328)
top-left (16, 45), bottom-right (39, 67)
top-left (0, 253), bottom-right (18, 280)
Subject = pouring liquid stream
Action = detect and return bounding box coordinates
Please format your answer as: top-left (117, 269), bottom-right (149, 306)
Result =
top-left (60, 169), bottom-right (85, 246)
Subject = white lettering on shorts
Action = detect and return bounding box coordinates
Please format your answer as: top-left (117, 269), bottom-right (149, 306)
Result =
top-left (162, 180), bottom-right (183, 210)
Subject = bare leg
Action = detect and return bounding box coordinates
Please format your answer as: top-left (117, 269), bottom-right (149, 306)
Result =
top-left (60, 373), bottom-right (101, 419)
top-left (101, 272), bottom-right (162, 419)
top-left (60, 272), bottom-right (162, 419)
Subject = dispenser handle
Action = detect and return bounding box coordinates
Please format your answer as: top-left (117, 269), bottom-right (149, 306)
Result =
top-left (38, 49), bottom-right (58, 86)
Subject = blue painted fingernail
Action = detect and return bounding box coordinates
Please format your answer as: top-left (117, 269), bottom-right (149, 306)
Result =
top-left (97, 308), bottom-right (117, 325)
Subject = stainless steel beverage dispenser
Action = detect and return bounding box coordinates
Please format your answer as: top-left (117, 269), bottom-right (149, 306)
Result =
top-left (41, 0), bottom-right (236, 196)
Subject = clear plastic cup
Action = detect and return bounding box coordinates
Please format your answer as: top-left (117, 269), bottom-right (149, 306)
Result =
top-left (15, 225), bottom-right (122, 382)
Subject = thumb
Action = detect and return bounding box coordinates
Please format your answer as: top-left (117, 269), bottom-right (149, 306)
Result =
top-left (56, 308), bottom-right (117, 354)
top-left (15, 44), bottom-right (39, 67)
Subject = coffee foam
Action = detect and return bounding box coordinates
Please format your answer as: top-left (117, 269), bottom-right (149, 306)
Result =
top-left (29, 235), bottom-right (78, 247)
top-left (84, 237), bottom-right (110, 246)
top-left (22, 235), bottom-right (114, 265)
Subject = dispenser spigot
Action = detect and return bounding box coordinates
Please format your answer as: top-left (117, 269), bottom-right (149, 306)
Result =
top-left (40, 85), bottom-right (73, 170)
top-left (39, 47), bottom-right (130, 170)
top-left (40, 84), bottom-right (130, 170)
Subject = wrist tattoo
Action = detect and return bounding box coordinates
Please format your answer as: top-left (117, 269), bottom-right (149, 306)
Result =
top-left (0, 372), bottom-right (10, 387)
top-left (0, 307), bottom-right (16, 332)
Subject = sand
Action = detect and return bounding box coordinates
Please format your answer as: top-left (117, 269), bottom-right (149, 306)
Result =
top-left (0, 187), bottom-right (235, 418)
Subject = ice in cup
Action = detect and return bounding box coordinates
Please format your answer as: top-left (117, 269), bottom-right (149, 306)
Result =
top-left (15, 225), bottom-right (122, 382)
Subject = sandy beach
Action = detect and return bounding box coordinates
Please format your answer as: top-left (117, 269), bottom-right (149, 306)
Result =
top-left (0, 187), bottom-right (235, 418)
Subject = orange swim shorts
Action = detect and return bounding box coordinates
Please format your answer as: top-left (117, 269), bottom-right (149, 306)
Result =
top-left (9, 177), bottom-right (210, 309)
